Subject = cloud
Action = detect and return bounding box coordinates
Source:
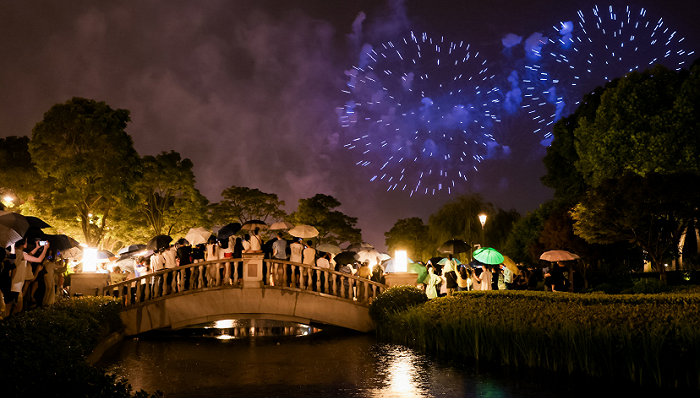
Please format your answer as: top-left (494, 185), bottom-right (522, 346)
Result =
top-left (501, 33), bottom-right (522, 48)
top-left (524, 32), bottom-right (547, 59)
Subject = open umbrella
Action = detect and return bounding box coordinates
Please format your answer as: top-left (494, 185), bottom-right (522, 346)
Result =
top-left (502, 255), bottom-right (521, 275)
top-left (25, 216), bottom-right (51, 229)
top-left (334, 251), bottom-right (359, 265)
top-left (146, 235), bottom-right (172, 251)
top-left (61, 246), bottom-right (83, 260)
top-left (316, 243), bottom-right (342, 254)
top-left (96, 250), bottom-right (117, 263)
top-left (345, 242), bottom-right (374, 252)
top-left (438, 257), bottom-right (462, 266)
top-left (118, 244), bottom-right (146, 256)
top-left (46, 234), bottom-right (81, 252)
top-left (427, 257), bottom-right (444, 266)
top-left (540, 250), bottom-right (580, 262)
top-left (185, 227), bottom-right (211, 246)
top-left (408, 262), bottom-right (429, 284)
top-left (0, 211), bottom-right (30, 248)
top-left (240, 220), bottom-right (268, 231)
top-left (469, 259), bottom-right (486, 268)
top-left (438, 239), bottom-right (471, 255)
top-left (289, 224), bottom-right (319, 239)
top-left (23, 226), bottom-right (47, 241)
top-left (217, 223), bottom-right (241, 241)
top-left (269, 221), bottom-right (294, 230)
top-left (473, 247), bottom-right (504, 265)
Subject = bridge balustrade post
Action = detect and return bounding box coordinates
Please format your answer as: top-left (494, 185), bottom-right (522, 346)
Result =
top-left (170, 270), bottom-right (178, 294)
top-left (241, 253), bottom-right (264, 288)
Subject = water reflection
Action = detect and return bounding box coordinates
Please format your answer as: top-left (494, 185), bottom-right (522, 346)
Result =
top-left (194, 319), bottom-right (320, 340)
top-left (371, 348), bottom-right (428, 397)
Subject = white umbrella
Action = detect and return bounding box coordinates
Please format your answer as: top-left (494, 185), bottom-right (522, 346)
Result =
top-left (540, 250), bottom-right (580, 262)
top-left (0, 211), bottom-right (30, 248)
top-left (357, 249), bottom-right (382, 264)
top-left (316, 243), bottom-right (342, 254)
top-left (185, 227), bottom-right (211, 246)
top-left (269, 221), bottom-right (294, 230)
top-left (289, 225), bottom-right (319, 239)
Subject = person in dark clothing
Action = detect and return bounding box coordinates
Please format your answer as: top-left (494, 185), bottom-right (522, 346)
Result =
top-left (232, 237), bottom-right (244, 283)
top-left (177, 243), bottom-right (193, 290)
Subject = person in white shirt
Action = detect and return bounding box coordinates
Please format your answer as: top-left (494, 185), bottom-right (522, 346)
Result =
top-left (8, 239), bottom-right (49, 316)
top-left (288, 238), bottom-right (304, 287)
top-left (162, 246), bottom-right (177, 294)
top-left (315, 253), bottom-right (331, 293)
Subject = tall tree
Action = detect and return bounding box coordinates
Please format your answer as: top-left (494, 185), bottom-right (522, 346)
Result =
top-left (28, 97), bottom-right (139, 246)
top-left (385, 217), bottom-right (431, 262)
top-left (0, 136), bottom-right (42, 205)
top-left (210, 186), bottom-right (285, 225)
top-left (130, 151), bottom-right (209, 238)
top-left (288, 194), bottom-right (361, 246)
top-left (572, 172), bottom-right (700, 279)
top-left (428, 193), bottom-right (494, 249)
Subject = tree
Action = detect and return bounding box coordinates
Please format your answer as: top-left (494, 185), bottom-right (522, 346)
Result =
top-left (0, 136), bottom-right (42, 205)
top-left (210, 186), bottom-right (285, 225)
top-left (385, 217), bottom-right (431, 262)
top-left (487, 208), bottom-right (521, 251)
top-left (28, 97), bottom-right (139, 246)
top-left (503, 202), bottom-right (554, 265)
top-left (288, 194), bottom-right (361, 246)
top-left (428, 193), bottom-right (494, 249)
top-left (129, 151), bottom-right (209, 238)
top-left (574, 65), bottom-right (700, 186)
top-left (572, 172), bottom-right (700, 280)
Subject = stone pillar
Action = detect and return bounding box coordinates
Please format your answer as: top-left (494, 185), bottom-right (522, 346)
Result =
top-left (241, 253), bottom-right (264, 288)
top-left (384, 272), bottom-right (418, 288)
top-left (71, 272), bottom-right (110, 296)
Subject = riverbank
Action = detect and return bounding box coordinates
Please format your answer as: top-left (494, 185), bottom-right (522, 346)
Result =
top-left (370, 287), bottom-right (700, 391)
top-left (0, 296), bottom-right (157, 398)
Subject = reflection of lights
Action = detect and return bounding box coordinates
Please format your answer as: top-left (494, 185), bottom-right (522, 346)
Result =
top-left (3, 196), bottom-right (13, 202)
top-left (395, 250), bottom-right (408, 273)
top-left (387, 351), bottom-right (419, 396)
top-left (83, 248), bottom-right (98, 272)
top-left (216, 334), bottom-right (234, 340)
top-left (215, 319), bottom-right (235, 329)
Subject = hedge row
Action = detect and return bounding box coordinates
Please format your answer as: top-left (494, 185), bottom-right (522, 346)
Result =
top-left (0, 296), bottom-right (159, 398)
top-left (370, 287), bottom-right (700, 390)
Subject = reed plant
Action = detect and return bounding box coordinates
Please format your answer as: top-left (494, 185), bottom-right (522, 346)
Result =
top-left (371, 290), bottom-right (700, 390)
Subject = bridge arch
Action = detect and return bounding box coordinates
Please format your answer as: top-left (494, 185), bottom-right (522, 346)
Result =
top-left (105, 257), bottom-right (386, 334)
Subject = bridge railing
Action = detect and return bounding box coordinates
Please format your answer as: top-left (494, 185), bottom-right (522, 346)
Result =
top-left (103, 258), bottom-right (387, 308)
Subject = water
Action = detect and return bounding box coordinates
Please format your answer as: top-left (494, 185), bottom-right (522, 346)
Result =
top-left (98, 320), bottom-right (684, 398)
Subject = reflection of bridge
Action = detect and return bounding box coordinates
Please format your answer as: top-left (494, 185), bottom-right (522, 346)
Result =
top-left (104, 255), bottom-right (387, 334)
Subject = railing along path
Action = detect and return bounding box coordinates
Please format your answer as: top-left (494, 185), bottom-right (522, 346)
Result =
top-left (103, 258), bottom-right (387, 308)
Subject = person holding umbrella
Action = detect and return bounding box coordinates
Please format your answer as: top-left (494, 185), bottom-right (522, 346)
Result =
top-left (7, 238), bottom-right (49, 316)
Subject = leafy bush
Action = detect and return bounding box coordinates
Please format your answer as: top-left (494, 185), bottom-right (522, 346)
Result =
top-left (632, 278), bottom-right (671, 294)
top-left (376, 290), bottom-right (700, 390)
top-left (369, 285), bottom-right (427, 323)
top-left (0, 296), bottom-right (159, 397)
top-left (589, 282), bottom-right (623, 294)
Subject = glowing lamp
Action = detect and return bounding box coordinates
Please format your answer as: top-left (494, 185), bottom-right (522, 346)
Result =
top-left (83, 247), bottom-right (98, 272)
top-left (479, 214), bottom-right (487, 227)
top-left (3, 196), bottom-right (13, 202)
top-left (394, 250), bottom-right (408, 273)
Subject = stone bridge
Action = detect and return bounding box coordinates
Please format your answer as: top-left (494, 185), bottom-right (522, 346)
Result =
top-left (103, 254), bottom-right (387, 335)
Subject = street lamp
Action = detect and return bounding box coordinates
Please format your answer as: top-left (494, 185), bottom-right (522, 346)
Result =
top-left (478, 214), bottom-right (487, 248)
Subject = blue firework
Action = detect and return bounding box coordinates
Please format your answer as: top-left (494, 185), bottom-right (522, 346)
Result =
top-left (339, 32), bottom-right (501, 196)
top-left (521, 5), bottom-right (695, 141)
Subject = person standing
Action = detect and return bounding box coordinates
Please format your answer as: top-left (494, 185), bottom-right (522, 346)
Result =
top-left (289, 238), bottom-right (304, 287)
top-left (162, 245), bottom-right (177, 294)
top-left (443, 255), bottom-right (458, 296)
top-left (8, 239), bottom-right (48, 316)
top-left (272, 233), bottom-right (287, 286)
top-left (301, 240), bottom-right (316, 289)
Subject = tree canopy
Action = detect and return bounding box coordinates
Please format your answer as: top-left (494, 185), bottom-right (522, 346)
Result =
top-left (211, 186), bottom-right (285, 225)
top-left (288, 194), bottom-right (361, 246)
top-left (385, 217), bottom-right (431, 262)
top-left (28, 97), bottom-right (139, 246)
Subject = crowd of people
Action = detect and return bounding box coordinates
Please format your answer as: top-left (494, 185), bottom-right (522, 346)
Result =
top-left (1, 239), bottom-right (67, 318)
top-left (421, 256), bottom-right (583, 299)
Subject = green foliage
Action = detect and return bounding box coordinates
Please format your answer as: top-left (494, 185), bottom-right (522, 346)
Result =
top-left (502, 201), bottom-right (556, 265)
top-left (369, 285), bottom-right (427, 323)
top-left (210, 186), bottom-right (286, 225)
top-left (28, 97), bottom-right (140, 246)
top-left (428, 194), bottom-right (492, 248)
top-left (288, 194), bottom-right (361, 246)
top-left (633, 278), bottom-right (671, 294)
top-left (0, 135), bottom-right (41, 203)
top-left (0, 296), bottom-right (159, 397)
top-left (385, 217), bottom-right (431, 262)
top-left (377, 290), bottom-right (700, 390)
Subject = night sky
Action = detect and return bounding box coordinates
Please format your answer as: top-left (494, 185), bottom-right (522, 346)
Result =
top-left (1, 0), bottom-right (698, 249)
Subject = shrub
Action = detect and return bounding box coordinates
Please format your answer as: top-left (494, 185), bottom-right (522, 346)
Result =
top-left (632, 278), bottom-right (671, 294)
top-left (369, 285), bottom-right (427, 323)
top-left (0, 296), bottom-right (159, 397)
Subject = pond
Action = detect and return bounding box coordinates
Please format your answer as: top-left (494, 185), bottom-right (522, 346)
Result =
top-left (98, 319), bottom-right (677, 397)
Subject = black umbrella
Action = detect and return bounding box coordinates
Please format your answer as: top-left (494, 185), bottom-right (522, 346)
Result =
top-left (334, 251), bottom-right (359, 265)
top-left (345, 242), bottom-right (374, 252)
top-left (24, 226), bottom-right (47, 241)
top-left (118, 244), bottom-right (146, 256)
top-left (217, 223), bottom-right (242, 241)
top-left (45, 234), bottom-right (80, 251)
top-left (25, 216), bottom-right (51, 229)
top-left (428, 256), bottom-right (444, 266)
top-left (146, 235), bottom-right (173, 251)
top-left (438, 239), bottom-right (471, 255)
top-left (469, 259), bottom-right (486, 268)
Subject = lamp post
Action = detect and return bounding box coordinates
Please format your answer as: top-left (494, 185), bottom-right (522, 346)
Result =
top-left (478, 214), bottom-right (487, 248)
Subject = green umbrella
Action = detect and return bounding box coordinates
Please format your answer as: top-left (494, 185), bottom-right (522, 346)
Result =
top-left (473, 247), bottom-right (504, 265)
top-left (408, 262), bottom-right (428, 284)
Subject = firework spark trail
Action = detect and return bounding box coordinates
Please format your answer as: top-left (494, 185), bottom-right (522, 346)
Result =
top-left (521, 5), bottom-right (695, 141)
top-left (340, 31), bottom-right (501, 196)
